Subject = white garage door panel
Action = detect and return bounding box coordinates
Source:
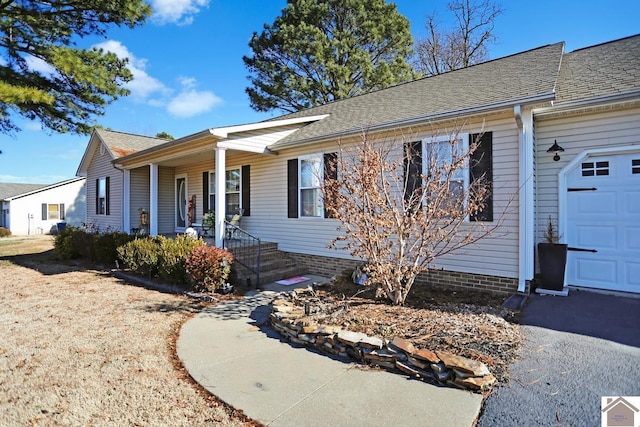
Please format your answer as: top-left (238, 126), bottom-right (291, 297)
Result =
top-left (574, 225), bottom-right (616, 248)
top-left (566, 152), bottom-right (640, 293)
top-left (574, 257), bottom-right (617, 285)
top-left (626, 227), bottom-right (640, 250)
top-left (575, 191), bottom-right (617, 213)
top-left (626, 190), bottom-right (640, 212)
top-left (627, 263), bottom-right (640, 288)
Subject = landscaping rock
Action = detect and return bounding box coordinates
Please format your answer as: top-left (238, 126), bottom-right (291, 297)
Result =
top-left (388, 336), bottom-right (415, 354)
top-left (412, 348), bottom-right (440, 364)
top-left (436, 351), bottom-right (491, 377)
top-left (268, 296), bottom-right (496, 393)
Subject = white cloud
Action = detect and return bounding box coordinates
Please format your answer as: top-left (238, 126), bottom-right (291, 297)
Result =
top-left (150, 0), bottom-right (209, 25)
top-left (166, 77), bottom-right (222, 117)
top-left (24, 121), bottom-right (42, 132)
top-left (93, 40), bottom-right (167, 100)
top-left (25, 56), bottom-right (56, 75)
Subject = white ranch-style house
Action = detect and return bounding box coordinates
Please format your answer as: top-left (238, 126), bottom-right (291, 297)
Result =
top-left (76, 34), bottom-right (640, 295)
top-left (0, 178), bottom-right (86, 235)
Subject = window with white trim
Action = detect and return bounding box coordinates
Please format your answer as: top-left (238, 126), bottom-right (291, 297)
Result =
top-left (48, 204), bottom-right (60, 220)
top-left (97, 177), bottom-right (107, 215)
top-left (208, 171), bottom-right (216, 210)
top-left (225, 168), bottom-right (241, 215)
top-left (299, 155), bottom-right (323, 217)
top-left (423, 134), bottom-right (469, 207)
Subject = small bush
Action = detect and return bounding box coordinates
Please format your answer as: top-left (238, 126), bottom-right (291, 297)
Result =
top-left (71, 228), bottom-right (97, 261)
top-left (94, 232), bottom-right (135, 265)
top-left (54, 226), bottom-right (81, 259)
top-left (157, 235), bottom-right (206, 285)
top-left (186, 246), bottom-right (234, 293)
top-left (117, 237), bottom-right (162, 278)
top-left (0, 227), bottom-right (11, 237)
top-left (117, 235), bottom-right (206, 284)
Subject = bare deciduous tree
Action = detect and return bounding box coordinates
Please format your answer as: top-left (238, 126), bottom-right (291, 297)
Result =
top-left (323, 129), bottom-right (499, 305)
top-left (414, 0), bottom-right (503, 76)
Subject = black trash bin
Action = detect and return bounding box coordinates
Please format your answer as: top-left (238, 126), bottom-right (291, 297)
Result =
top-left (57, 222), bottom-right (67, 232)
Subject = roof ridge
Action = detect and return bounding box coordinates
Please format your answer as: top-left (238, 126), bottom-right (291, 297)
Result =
top-left (96, 128), bottom-right (165, 140)
top-left (568, 33), bottom-right (640, 54)
top-left (274, 41), bottom-right (564, 120)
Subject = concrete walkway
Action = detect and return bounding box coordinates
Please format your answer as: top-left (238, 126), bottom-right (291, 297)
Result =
top-left (177, 290), bottom-right (483, 427)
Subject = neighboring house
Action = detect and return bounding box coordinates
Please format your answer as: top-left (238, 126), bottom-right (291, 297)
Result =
top-left (0, 178), bottom-right (86, 235)
top-left (77, 34), bottom-right (640, 295)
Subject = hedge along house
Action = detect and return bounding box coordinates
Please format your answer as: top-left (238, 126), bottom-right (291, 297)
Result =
top-left (77, 34), bottom-right (640, 295)
top-left (0, 178), bottom-right (86, 235)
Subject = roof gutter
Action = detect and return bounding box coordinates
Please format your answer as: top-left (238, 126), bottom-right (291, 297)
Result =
top-left (533, 90), bottom-right (640, 117)
top-left (270, 92), bottom-right (556, 150)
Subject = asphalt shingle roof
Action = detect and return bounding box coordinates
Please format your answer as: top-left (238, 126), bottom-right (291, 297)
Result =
top-left (0, 183), bottom-right (48, 200)
top-left (96, 129), bottom-right (168, 159)
top-left (269, 42), bottom-right (564, 147)
top-left (556, 34), bottom-right (640, 103)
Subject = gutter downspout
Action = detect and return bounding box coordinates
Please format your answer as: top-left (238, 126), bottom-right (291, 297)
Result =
top-left (515, 105), bottom-right (535, 293)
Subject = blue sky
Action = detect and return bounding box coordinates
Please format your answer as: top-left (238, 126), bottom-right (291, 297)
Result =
top-left (1, 0), bottom-right (638, 184)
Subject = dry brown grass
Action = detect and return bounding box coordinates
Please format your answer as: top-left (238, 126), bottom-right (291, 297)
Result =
top-left (0, 236), bottom-right (254, 426)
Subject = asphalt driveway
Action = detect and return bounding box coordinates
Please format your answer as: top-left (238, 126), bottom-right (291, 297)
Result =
top-left (478, 289), bottom-right (640, 426)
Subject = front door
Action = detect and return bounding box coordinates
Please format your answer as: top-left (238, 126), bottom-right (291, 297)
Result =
top-left (175, 175), bottom-right (187, 230)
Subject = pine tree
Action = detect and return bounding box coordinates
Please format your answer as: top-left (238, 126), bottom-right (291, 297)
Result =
top-left (0, 0), bottom-right (151, 134)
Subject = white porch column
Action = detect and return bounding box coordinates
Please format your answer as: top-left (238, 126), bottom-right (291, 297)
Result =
top-left (214, 147), bottom-right (226, 247)
top-left (150, 163), bottom-right (159, 236)
top-left (123, 169), bottom-right (131, 233)
top-left (516, 106), bottom-right (535, 293)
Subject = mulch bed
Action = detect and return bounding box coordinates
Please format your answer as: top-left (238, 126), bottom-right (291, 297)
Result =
top-left (298, 279), bottom-right (523, 383)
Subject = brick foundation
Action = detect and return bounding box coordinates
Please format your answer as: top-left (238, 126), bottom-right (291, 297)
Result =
top-left (286, 252), bottom-right (518, 295)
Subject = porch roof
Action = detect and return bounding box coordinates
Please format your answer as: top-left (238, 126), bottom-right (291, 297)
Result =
top-left (113, 114), bottom-right (329, 168)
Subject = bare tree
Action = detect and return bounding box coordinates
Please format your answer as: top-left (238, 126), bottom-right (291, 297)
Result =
top-left (323, 129), bottom-right (499, 305)
top-left (414, 0), bottom-right (503, 76)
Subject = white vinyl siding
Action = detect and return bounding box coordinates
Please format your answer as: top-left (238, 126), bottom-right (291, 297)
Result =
top-left (3, 179), bottom-right (86, 235)
top-left (534, 106), bottom-right (640, 246)
top-left (228, 116), bottom-right (520, 279)
top-left (86, 142), bottom-right (122, 231)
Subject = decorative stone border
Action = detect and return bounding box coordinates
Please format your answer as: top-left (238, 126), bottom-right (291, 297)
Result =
top-left (269, 290), bottom-right (497, 393)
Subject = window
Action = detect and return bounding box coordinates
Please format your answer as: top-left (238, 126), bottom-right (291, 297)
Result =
top-left (299, 156), bottom-right (323, 217)
top-left (41, 203), bottom-right (65, 220)
top-left (581, 161), bottom-right (609, 177)
top-left (208, 172), bottom-right (216, 210)
top-left (424, 134), bottom-right (469, 205)
top-left (226, 168), bottom-right (241, 215)
top-left (287, 153), bottom-right (336, 219)
top-left (632, 159), bottom-right (640, 174)
top-left (96, 177), bottom-right (109, 215)
top-left (405, 132), bottom-right (492, 221)
top-left (48, 204), bottom-right (60, 220)
top-left (202, 166), bottom-right (250, 218)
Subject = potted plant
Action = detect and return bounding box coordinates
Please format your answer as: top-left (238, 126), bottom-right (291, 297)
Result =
top-left (537, 216), bottom-right (567, 292)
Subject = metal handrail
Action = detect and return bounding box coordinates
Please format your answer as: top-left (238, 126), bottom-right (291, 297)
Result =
top-left (222, 221), bottom-right (261, 287)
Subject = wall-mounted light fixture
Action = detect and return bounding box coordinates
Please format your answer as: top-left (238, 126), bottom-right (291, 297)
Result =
top-left (547, 140), bottom-right (565, 161)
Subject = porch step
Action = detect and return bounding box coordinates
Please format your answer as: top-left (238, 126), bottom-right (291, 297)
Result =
top-left (227, 244), bottom-right (305, 289)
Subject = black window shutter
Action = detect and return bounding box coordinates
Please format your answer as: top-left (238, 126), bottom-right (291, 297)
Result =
top-left (323, 153), bottom-right (337, 218)
top-left (95, 178), bottom-right (99, 214)
top-left (287, 159), bottom-right (298, 218)
top-left (242, 165), bottom-right (250, 216)
top-left (404, 141), bottom-right (422, 206)
top-left (41, 203), bottom-right (47, 220)
top-left (202, 171), bottom-right (209, 214)
top-left (105, 176), bottom-right (110, 216)
top-left (470, 132), bottom-right (493, 221)
top-left (60, 204), bottom-right (65, 220)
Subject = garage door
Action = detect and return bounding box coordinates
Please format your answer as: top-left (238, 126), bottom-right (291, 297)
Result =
top-left (566, 152), bottom-right (640, 293)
